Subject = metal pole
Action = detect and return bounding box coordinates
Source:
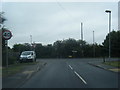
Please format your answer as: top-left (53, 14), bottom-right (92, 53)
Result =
top-left (81, 22), bottom-right (84, 57)
top-left (30, 35), bottom-right (32, 50)
top-left (105, 10), bottom-right (111, 61)
top-left (5, 40), bottom-right (8, 68)
top-left (81, 22), bottom-right (83, 41)
top-left (0, 27), bottom-right (2, 68)
top-left (109, 12), bottom-right (111, 61)
top-left (30, 35), bottom-right (32, 45)
top-left (93, 31), bottom-right (95, 57)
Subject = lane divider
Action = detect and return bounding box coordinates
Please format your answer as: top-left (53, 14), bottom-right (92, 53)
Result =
top-left (68, 64), bottom-right (87, 85)
top-left (74, 71), bottom-right (87, 84)
top-left (69, 65), bottom-right (73, 70)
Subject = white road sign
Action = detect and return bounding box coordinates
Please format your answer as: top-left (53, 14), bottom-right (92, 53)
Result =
top-left (2, 30), bottom-right (12, 40)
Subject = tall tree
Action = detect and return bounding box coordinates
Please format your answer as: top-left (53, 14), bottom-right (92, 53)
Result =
top-left (13, 43), bottom-right (31, 53)
top-left (102, 31), bottom-right (120, 57)
top-left (0, 12), bottom-right (6, 24)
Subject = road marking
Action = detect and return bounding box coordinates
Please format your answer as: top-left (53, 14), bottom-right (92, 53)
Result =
top-left (69, 65), bottom-right (73, 70)
top-left (74, 71), bottom-right (87, 84)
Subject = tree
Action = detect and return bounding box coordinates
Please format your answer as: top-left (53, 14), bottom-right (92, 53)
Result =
top-left (13, 43), bottom-right (31, 53)
top-left (102, 31), bottom-right (120, 57)
top-left (12, 35), bottom-right (120, 59)
top-left (0, 12), bottom-right (6, 47)
top-left (34, 43), bottom-right (43, 58)
top-left (53, 40), bottom-right (63, 58)
top-left (0, 12), bottom-right (6, 24)
top-left (1, 12), bottom-right (7, 66)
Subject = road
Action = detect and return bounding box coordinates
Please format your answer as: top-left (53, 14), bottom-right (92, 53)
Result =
top-left (21, 59), bottom-right (119, 88)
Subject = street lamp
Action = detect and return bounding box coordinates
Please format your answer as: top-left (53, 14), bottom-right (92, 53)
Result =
top-left (105, 10), bottom-right (111, 61)
top-left (93, 31), bottom-right (95, 58)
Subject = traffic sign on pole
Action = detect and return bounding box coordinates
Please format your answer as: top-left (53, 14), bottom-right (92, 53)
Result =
top-left (2, 30), bottom-right (12, 40)
top-left (2, 29), bottom-right (12, 68)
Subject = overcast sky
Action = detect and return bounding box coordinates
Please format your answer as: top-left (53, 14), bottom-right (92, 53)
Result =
top-left (2, 1), bottom-right (118, 47)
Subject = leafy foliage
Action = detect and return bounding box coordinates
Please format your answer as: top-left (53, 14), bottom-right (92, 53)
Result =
top-left (102, 31), bottom-right (120, 57)
top-left (0, 12), bottom-right (6, 24)
top-left (12, 38), bottom-right (103, 58)
top-left (13, 43), bottom-right (31, 53)
top-left (12, 31), bottom-right (120, 59)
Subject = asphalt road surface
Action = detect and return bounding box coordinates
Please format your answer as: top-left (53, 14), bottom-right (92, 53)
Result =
top-left (21, 59), bottom-right (119, 88)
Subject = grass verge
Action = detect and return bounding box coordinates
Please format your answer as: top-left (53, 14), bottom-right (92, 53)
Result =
top-left (103, 61), bottom-right (120, 68)
top-left (2, 62), bottom-right (38, 77)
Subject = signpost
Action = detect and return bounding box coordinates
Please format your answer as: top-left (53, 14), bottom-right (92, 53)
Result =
top-left (2, 30), bottom-right (12, 40)
top-left (2, 29), bottom-right (12, 67)
top-left (72, 50), bottom-right (77, 58)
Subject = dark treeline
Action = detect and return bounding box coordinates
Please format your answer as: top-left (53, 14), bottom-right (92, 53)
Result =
top-left (11, 30), bottom-right (120, 59)
top-left (34, 39), bottom-right (102, 58)
top-left (2, 32), bottom-right (120, 66)
top-left (12, 39), bottom-right (103, 58)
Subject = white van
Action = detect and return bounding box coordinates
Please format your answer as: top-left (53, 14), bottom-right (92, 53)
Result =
top-left (19, 51), bottom-right (36, 63)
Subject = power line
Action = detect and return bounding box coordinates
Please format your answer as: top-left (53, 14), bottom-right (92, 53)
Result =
top-left (56, 1), bottom-right (73, 18)
top-left (56, 1), bottom-right (80, 22)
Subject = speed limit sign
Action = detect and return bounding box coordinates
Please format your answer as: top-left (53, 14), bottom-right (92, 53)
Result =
top-left (2, 30), bottom-right (12, 40)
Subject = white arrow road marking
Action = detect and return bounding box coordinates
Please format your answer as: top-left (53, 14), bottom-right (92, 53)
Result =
top-left (74, 71), bottom-right (87, 84)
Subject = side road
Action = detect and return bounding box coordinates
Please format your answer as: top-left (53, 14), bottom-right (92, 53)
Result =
top-left (2, 61), bottom-right (47, 88)
top-left (88, 61), bottom-right (120, 73)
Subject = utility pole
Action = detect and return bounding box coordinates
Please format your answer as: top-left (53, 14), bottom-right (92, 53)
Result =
top-left (5, 40), bottom-right (8, 67)
top-left (30, 35), bottom-right (32, 45)
top-left (0, 25), bottom-right (3, 68)
top-left (105, 10), bottom-right (111, 61)
top-left (2, 29), bottom-right (12, 67)
top-left (80, 22), bottom-right (84, 57)
top-left (93, 31), bottom-right (95, 57)
top-left (81, 22), bottom-right (83, 41)
top-left (30, 35), bottom-right (32, 50)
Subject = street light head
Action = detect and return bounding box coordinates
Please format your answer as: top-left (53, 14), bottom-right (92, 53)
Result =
top-left (105, 10), bottom-right (111, 13)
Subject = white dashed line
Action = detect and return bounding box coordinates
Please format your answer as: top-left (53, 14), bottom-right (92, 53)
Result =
top-left (68, 64), bottom-right (87, 85)
top-left (74, 71), bottom-right (87, 84)
top-left (69, 65), bottom-right (73, 70)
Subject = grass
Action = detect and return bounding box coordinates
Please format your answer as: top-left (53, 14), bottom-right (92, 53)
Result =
top-left (103, 61), bottom-right (120, 68)
top-left (2, 62), bottom-right (38, 77)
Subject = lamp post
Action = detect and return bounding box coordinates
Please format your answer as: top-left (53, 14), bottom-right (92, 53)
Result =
top-left (93, 31), bottom-right (95, 58)
top-left (30, 35), bottom-right (32, 50)
top-left (105, 10), bottom-right (111, 61)
top-left (80, 22), bottom-right (84, 57)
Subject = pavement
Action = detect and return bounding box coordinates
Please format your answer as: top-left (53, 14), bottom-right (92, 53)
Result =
top-left (2, 61), bottom-right (47, 88)
top-left (88, 61), bottom-right (120, 73)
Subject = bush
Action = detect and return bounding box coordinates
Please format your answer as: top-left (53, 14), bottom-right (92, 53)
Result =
top-left (8, 56), bottom-right (17, 65)
top-left (2, 48), bottom-right (19, 66)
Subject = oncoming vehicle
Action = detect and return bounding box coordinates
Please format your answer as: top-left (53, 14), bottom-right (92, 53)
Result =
top-left (19, 51), bottom-right (36, 63)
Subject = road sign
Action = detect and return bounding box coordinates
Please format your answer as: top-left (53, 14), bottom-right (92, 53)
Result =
top-left (2, 30), bottom-right (12, 40)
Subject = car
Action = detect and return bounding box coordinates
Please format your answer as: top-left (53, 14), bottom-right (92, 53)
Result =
top-left (19, 51), bottom-right (36, 63)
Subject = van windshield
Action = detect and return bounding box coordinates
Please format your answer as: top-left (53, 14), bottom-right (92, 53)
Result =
top-left (21, 52), bottom-right (32, 55)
